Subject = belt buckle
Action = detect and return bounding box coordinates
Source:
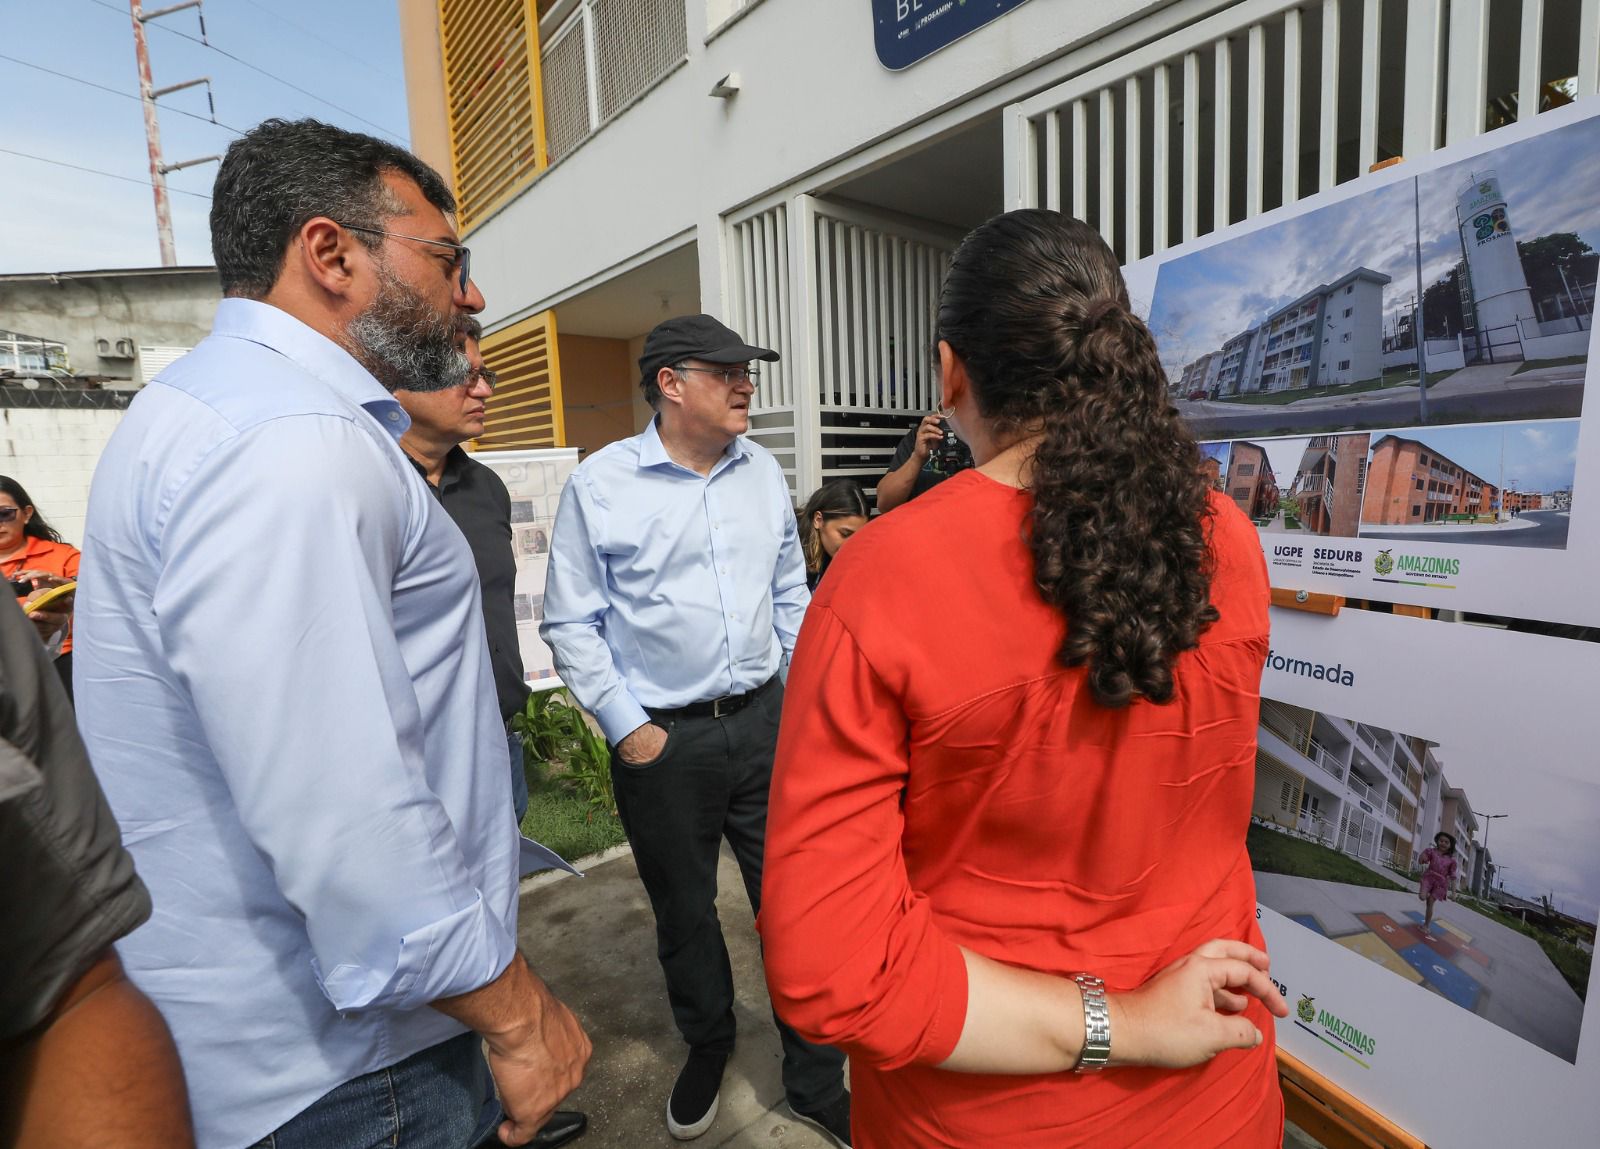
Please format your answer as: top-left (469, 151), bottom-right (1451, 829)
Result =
top-left (711, 694), bottom-right (734, 719)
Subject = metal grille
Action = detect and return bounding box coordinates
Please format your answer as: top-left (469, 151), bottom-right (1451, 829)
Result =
top-left (813, 202), bottom-right (953, 413)
top-left (479, 310), bottom-right (566, 449)
top-left (1009, 0), bottom-right (1600, 263)
top-left (539, 0), bottom-right (687, 164)
top-left (592, 0), bottom-right (687, 119)
top-left (439, 0), bottom-right (546, 232)
top-left (541, 15), bottom-right (592, 164)
top-left (729, 204), bottom-right (798, 495)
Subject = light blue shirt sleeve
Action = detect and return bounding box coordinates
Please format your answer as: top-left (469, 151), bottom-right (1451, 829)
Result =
top-left (540, 470), bottom-right (652, 745)
top-left (152, 416), bottom-right (515, 1013)
top-left (771, 463), bottom-right (809, 665)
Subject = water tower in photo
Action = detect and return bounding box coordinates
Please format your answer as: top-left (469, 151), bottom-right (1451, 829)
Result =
top-left (1456, 172), bottom-right (1538, 354)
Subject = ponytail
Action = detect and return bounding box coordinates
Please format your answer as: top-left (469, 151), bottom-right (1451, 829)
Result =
top-left (937, 210), bottom-right (1218, 708)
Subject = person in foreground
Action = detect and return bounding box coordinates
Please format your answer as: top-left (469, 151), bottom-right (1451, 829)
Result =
top-left (0, 598), bottom-right (193, 1149)
top-left (75, 118), bottom-right (587, 1149)
top-left (541, 315), bottom-right (849, 1145)
top-left (760, 209), bottom-right (1291, 1148)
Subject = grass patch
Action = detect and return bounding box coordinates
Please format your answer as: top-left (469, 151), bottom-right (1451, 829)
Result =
top-left (1457, 895), bottom-right (1591, 1000)
top-left (1247, 824), bottom-right (1406, 890)
top-left (520, 777), bottom-right (627, 864)
top-left (1512, 354), bottom-right (1587, 376)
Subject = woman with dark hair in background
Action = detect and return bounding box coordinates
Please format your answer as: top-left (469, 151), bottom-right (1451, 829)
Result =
top-left (797, 479), bottom-right (870, 590)
top-left (761, 210), bottom-right (1288, 1148)
top-left (0, 476), bottom-right (79, 698)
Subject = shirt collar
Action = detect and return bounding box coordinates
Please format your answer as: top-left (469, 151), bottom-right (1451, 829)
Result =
top-left (209, 298), bottom-right (412, 440)
top-left (637, 415), bottom-right (749, 473)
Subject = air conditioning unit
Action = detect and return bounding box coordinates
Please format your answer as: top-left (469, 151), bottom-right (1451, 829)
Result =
top-left (96, 336), bottom-right (136, 360)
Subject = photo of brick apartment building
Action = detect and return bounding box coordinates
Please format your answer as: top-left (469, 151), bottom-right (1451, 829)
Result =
top-left (1288, 434), bottom-right (1371, 536)
top-left (1224, 440), bottom-right (1278, 521)
top-left (1361, 434), bottom-right (1497, 525)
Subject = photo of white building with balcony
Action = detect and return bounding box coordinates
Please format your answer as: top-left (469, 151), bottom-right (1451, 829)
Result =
top-left (1253, 699), bottom-right (1478, 882)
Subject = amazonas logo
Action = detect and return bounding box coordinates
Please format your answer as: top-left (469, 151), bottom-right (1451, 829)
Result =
top-left (1373, 549), bottom-right (1461, 578)
top-left (1293, 994), bottom-right (1378, 1066)
top-left (1373, 549), bottom-right (1394, 576)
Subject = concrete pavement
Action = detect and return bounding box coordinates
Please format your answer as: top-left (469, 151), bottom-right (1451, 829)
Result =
top-left (518, 846), bottom-right (1329, 1147)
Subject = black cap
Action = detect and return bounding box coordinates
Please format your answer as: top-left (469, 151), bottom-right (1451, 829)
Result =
top-left (638, 314), bottom-right (778, 387)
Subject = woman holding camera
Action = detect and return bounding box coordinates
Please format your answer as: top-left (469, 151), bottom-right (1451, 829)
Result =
top-left (761, 210), bottom-right (1287, 1148)
top-left (0, 476), bottom-right (80, 696)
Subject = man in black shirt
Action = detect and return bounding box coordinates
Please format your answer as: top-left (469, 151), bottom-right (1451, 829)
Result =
top-left (876, 412), bottom-right (974, 512)
top-left (395, 321), bottom-right (588, 1149)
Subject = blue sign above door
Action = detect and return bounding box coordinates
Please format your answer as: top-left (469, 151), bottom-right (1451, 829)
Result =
top-left (872, 0), bottom-right (1035, 71)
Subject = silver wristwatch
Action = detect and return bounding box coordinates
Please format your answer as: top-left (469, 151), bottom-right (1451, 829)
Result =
top-left (1072, 973), bottom-right (1111, 1072)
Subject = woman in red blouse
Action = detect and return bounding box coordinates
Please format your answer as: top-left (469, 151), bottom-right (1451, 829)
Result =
top-left (761, 210), bottom-right (1288, 1148)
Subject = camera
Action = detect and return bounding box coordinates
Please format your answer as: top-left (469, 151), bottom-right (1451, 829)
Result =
top-left (930, 419), bottom-right (967, 474)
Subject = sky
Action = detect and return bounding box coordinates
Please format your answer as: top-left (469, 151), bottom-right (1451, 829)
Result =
top-left (1146, 112), bottom-right (1600, 380)
top-left (0, 0), bottom-right (410, 273)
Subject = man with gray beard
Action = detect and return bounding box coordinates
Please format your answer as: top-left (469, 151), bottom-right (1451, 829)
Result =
top-left (74, 119), bottom-right (590, 1149)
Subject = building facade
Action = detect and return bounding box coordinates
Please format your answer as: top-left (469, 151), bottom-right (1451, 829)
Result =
top-left (1288, 433), bottom-right (1369, 537)
top-left (1223, 439), bottom-right (1276, 522)
top-left (1254, 701), bottom-right (1444, 874)
top-left (1361, 434), bottom-right (1499, 526)
top-left (0, 267), bottom-right (219, 386)
top-left (398, 0), bottom-right (1600, 495)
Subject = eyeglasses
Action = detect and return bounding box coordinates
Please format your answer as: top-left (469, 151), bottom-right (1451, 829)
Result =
top-left (674, 364), bottom-right (760, 387)
top-left (337, 223), bottom-right (472, 294)
top-left (466, 365), bottom-right (498, 390)
top-left (0, 507), bottom-right (18, 522)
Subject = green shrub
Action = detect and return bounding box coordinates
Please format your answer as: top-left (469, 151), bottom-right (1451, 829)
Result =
top-left (512, 688), bottom-right (615, 818)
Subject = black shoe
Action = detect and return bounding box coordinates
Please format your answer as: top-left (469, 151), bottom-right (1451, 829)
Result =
top-left (475, 1110), bottom-right (587, 1149)
top-left (666, 1049), bottom-right (728, 1140)
top-left (788, 1090), bottom-right (851, 1149)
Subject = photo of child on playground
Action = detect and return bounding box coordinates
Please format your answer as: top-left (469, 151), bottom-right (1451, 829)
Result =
top-left (1249, 695), bottom-right (1596, 1062)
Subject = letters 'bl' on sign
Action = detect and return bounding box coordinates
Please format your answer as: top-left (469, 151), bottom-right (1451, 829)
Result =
top-left (873, 0), bottom-right (1034, 71)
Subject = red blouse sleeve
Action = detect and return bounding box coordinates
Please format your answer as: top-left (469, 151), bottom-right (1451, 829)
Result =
top-left (759, 606), bottom-right (968, 1070)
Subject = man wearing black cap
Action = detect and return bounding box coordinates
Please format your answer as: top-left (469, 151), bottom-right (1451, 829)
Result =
top-left (541, 315), bottom-right (850, 1146)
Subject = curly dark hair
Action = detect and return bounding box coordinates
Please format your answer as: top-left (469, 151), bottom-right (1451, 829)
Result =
top-left (936, 209), bottom-right (1218, 708)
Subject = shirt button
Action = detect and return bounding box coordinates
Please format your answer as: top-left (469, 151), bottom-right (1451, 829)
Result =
top-left (387, 411), bottom-right (400, 421)
top-left (712, 523), bottom-right (720, 530)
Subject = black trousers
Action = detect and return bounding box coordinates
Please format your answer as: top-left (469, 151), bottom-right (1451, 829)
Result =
top-left (610, 681), bottom-right (846, 1111)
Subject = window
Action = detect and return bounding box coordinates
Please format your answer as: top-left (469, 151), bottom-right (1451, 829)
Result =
top-left (1415, 477), bottom-right (1424, 490)
top-left (1236, 463), bottom-right (1256, 476)
top-left (1411, 504), bottom-right (1422, 517)
top-left (1345, 285), bottom-right (1354, 295)
top-left (1339, 359), bottom-right (1350, 369)
top-left (1344, 308), bottom-right (1353, 318)
top-left (1232, 486), bottom-right (1252, 499)
top-left (1341, 332), bottom-right (1352, 343)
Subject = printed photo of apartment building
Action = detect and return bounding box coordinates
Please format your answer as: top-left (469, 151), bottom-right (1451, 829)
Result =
top-left (1287, 434), bottom-right (1371, 536)
top-left (1255, 700), bottom-right (1450, 875)
top-left (1361, 433), bottom-right (1497, 525)
top-left (1224, 440), bottom-right (1278, 521)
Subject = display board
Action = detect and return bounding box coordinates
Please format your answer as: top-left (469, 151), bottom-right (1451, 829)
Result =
top-left (473, 447), bottom-right (581, 692)
top-left (1123, 100), bottom-right (1600, 626)
top-left (1257, 605), bottom-right (1599, 1147)
top-left (1119, 95), bottom-right (1600, 1147)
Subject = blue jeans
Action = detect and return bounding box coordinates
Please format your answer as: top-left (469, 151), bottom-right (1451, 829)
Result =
top-left (509, 729), bottom-right (529, 825)
top-left (247, 1033), bottom-right (499, 1149)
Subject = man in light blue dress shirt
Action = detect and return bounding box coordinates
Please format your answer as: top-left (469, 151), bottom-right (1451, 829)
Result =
top-left (74, 119), bottom-right (589, 1149)
top-left (541, 315), bottom-right (850, 1146)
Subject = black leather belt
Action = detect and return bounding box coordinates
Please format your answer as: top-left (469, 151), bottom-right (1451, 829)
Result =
top-left (644, 676), bottom-right (777, 722)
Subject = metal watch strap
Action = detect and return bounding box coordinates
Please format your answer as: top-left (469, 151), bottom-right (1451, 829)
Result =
top-left (1072, 973), bottom-right (1111, 1072)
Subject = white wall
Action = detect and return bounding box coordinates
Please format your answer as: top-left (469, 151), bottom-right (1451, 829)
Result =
top-left (469, 0), bottom-right (1174, 329)
top-left (0, 407), bottom-right (124, 548)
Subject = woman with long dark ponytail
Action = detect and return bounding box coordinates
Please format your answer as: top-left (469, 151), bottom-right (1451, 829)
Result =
top-left (762, 210), bottom-right (1286, 1148)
